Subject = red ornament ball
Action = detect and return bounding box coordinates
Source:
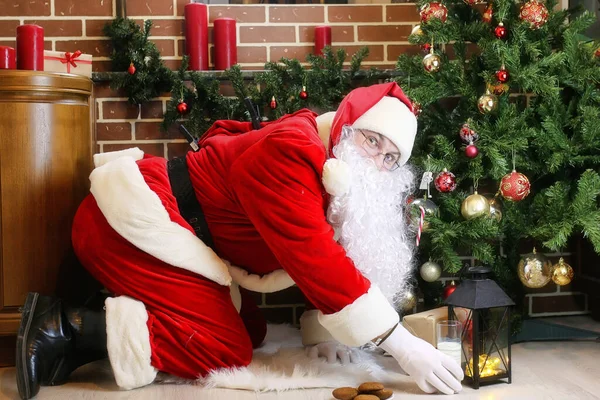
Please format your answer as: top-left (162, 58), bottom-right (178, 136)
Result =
top-left (127, 63), bottom-right (136, 75)
top-left (420, 2), bottom-right (448, 23)
top-left (176, 101), bottom-right (187, 114)
top-left (595, 47), bottom-right (600, 58)
top-left (494, 22), bottom-right (507, 39)
top-left (421, 43), bottom-right (432, 54)
top-left (465, 144), bottom-right (479, 158)
top-left (483, 3), bottom-right (493, 23)
top-left (269, 96), bottom-right (277, 110)
top-left (496, 66), bottom-right (510, 83)
top-left (299, 86), bottom-right (308, 100)
top-left (435, 169), bottom-right (457, 193)
top-left (460, 123), bottom-right (479, 143)
top-left (519, 0), bottom-right (549, 30)
top-left (500, 170), bottom-right (531, 201)
top-left (442, 281), bottom-right (458, 300)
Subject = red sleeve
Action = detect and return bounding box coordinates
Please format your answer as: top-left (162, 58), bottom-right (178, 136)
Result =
top-left (229, 129), bottom-right (371, 315)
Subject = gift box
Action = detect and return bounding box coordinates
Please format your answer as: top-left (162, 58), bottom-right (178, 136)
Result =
top-left (43, 50), bottom-right (92, 78)
top-left (402, 306), bottom-right (470, 347)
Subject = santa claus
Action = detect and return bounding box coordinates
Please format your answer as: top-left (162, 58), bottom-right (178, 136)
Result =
top-left (16, 82), bottom-right (463, 399)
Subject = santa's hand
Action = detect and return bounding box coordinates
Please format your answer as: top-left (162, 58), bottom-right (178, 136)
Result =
top-left (379, 324), bottom-right (464, 395)
top-left (305, 341), bottom-right (358, 365)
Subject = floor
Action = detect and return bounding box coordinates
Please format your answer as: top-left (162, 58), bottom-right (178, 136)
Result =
top-left (0, 339), bottom-right (599, 400)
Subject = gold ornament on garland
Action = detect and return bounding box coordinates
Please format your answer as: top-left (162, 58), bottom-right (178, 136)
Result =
top-left (478, 90), bottom-right (498, 113)
top-left (423, 50), bottom-right (442, 73)
top-left (402, 289), bottom-right (418, 312)
top-left (517, 248), bottom-right (553, 288)
top-left (461, 191), bottom-right (490, 220)
top-left (487, 196), bottom-right (503, 222)
top-left (411, 25), bottom-right (424, 37)
top-left (552, 257), bottom-right (574, 286)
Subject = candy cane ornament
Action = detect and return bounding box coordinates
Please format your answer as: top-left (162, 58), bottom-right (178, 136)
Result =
top-left (416, 205), bottom-right (425, 246)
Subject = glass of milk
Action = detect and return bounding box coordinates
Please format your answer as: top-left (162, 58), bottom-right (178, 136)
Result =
top-left (436, 320), bottom-right (462, 368)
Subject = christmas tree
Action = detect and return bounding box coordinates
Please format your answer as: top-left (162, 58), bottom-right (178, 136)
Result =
top-left (396, 0), bottom-right (600, 321)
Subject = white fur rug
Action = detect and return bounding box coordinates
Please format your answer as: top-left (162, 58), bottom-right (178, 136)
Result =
top-left (157, 324), bottom-right (407, 391)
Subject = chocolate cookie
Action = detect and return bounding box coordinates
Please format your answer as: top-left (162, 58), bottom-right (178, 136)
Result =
top-left (332, 387), bottom-right (359, 400)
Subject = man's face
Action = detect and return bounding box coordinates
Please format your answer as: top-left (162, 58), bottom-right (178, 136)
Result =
top-left (351, 128), bottom-right (401, 171)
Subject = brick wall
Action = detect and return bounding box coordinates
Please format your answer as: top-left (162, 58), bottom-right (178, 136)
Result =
top-left (0, 0), bottom-right (588, 323)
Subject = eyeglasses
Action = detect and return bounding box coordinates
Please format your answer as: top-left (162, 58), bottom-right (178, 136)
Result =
top-left (358, 130), bottom-right (401, 171)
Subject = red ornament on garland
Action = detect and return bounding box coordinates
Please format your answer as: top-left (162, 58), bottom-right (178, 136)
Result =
top-left (299, 86), bottom-right (308, 100)
top-left (465, 143), bottom-right (479, 158)
top-left (494, 22), bottom-right (507, 39)
top-left (442, 280), bottom-right (458, 300)
top-left (420, 2), bottom-right (448, 23)
top-left (595, 47), bottom-right (600, 58)
top-left (435, 168), bottom-right (457, 193)
top-left (460, 123), bottom-right (479, 143)
top-left (269, 96), bottom-right (277, 109)
top-left (500, 170), bottom-right (531, 201)
top-left (176, 101), bottom-right (188, 114)
top-left (496, 65), bottom-right (510, 83)
top-left (482, 3), bottom-right (493, 23)
top-left (519, 0), bottom-right (548, 30)
top-left (127, 62), bottom-right (136, 75)
top-left (421, 43), bottom-right (432, 54)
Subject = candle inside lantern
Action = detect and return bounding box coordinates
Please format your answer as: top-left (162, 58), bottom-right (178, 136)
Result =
top-left (16, 24), bottom-right (44, 71)
top-left (213, 18), bottom-right (237, 70)
top-left (184, 2), bottom-right (209, 71)
top-left (314, 25), bottom-right (332, 56)
top-left (0, 46), bottom-right (16, 69)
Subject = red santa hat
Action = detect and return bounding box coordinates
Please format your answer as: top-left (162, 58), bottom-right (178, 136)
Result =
top-left (321, 82), bottom-right (418, 196)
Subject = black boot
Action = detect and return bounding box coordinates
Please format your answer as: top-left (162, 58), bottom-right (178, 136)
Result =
top-left (16, 292), bottom-right (108, 400)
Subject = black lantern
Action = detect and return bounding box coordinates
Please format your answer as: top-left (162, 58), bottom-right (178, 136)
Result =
top-left (445, 266), bottom-right (515, 389)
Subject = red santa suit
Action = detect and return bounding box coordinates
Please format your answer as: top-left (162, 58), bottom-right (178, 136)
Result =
top-left (71, 82), bottom-right (418, 390)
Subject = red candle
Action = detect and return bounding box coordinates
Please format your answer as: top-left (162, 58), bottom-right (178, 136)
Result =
top-left (0, 46), bottom-right (16, 69)
top-left (213, 18), bottom-right (237, 70)
top-left (314, 26), bottom-right (332, 56)
top-left (16, 24), bottom-right (44, 71)
top-left (184, 2), bottom-right (209, 71)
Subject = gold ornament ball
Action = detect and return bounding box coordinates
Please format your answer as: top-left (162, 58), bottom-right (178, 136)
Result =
top-left (402, 290), bottom-right (417, 312)
top-left (423, 53), bottom-right (442, 73)
top-left (478, 92), bottom-right (498, 114)
top-left (411, 25), bottom-right (424, 36)
top-left (420, 261), bottom-right (442, 282)
top-left (518, 248), bottom-right (553, 288)
top-left (488, 197), bottom-right (503, 222)
top-left (552, 257), bottom-right (574, 286)
top-left (461, 191), bottom-right (491, 220)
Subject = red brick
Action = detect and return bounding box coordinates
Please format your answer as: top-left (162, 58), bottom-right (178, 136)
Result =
top-left (163, 59), bottom-right (182, 70)
top-left (149, 19), bottom-right (184, 36)
top-left (265, 286), bottom-right (305, 305)
top-left (176, 0), bottom-right (187, 16)
top-left (386, 5), bottom-right (420, 22)
top-left (358, 25), bottom-right (412, 42)
top-left (56, 40), bottom-right (112, 57)
top-left (218, 81), bottom-right (235, 97)
top-left (332, 45), bottom-right (384, 62)
top-left (260, 307), bottom-right (294, 324)
top-left (96, 122), bottom-right (132, 140)
top-left (24, 20), bottom-right (82, 37)
top-left (270, 6), bottom-right (324, 23)
top-left (55, 0), bottom-right (112, 16)
top-left (270, 46), bottom-right (312, 62)
top-left (240, 26), bottom-right (295, 44)
top-left (92, 60), bottom-right (113, 73)
top-left (387, 44), bottom-right (422, 61)
top-left (135, 122), bottom-right (175, 140)
top-left (328, 6), bottom-right (383, 23)
top-left (167, 142), bottom-right (192, 159)
top-left (94, 82), bottom-right (126, 98)
top-left (127, 0), bottom-right (174, 16)
top-left (140, 101), bottom-right (164, 119)
top-left (0, 0), bottom-right (50, 16)
top-left (102, 101), bottom-right (140, 120)
top-left (103, 143), bottom-right (164, 157)
top-left (0, 20), bottom-right (20, 37)
top-left (209, 6), bottom-right (266, 23)
top-left (299, 25), bottom-right (354, 43)
top-left (150, 39), bottom-right (175, 57)
top-left (85, 20), bottom-right (113, 37)
top-left (531, 294), bottom-right (587, 314)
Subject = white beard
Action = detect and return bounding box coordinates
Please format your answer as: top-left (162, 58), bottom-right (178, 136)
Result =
top-left (327, 133), bottom-right (416, 309)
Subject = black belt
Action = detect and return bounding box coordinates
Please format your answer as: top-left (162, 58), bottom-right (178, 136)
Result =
top-left (167, 156), bottom-right (215, 250)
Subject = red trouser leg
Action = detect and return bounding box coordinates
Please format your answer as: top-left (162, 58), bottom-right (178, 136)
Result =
top-left (72, 194), bottom-right (253, 388)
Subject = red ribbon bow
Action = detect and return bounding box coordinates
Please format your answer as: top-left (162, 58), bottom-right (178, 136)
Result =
top-left (62, 50), bottom-right (82, 68)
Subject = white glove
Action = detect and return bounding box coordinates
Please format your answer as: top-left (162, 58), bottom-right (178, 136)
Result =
top-left (305, 341), bottom-right (358, 365)
top-left (379, 324), bottom-right (464, 395)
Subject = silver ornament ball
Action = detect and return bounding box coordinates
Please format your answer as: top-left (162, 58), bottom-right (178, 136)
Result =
top-left (420, 261), bottom-right (442, 282)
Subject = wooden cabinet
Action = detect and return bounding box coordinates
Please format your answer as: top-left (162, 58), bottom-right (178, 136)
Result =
top-left (0, 71), bottom-right (94, 365)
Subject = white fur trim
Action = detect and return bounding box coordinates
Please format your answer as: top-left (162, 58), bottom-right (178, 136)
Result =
top-left (228, 264), bottom-right (295, 293)
top-left (316, 111), bottom-right (336, 148)
top-left (105, 296), bottom-right (157, 390)
top-left (352, 96), bottom-right (418, 166)
top-left (299, 309), bottom-right (335, 346)
top-left (317, 286), bottom-right (400, 347)
top-left (322, 158), bottom-right (351, 196)
top-left (89, 156), bottom-right (232, 286)
top-left (93, 147), bottom-right (144, 168)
